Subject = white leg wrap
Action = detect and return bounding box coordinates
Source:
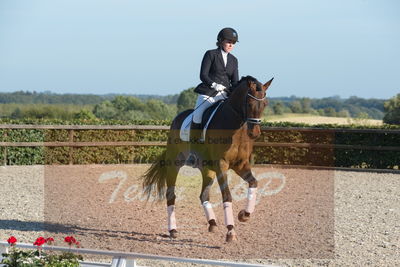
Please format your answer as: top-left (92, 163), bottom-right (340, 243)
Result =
top-left (245, 188), bottom-right (258, 213)
top-left (223, 202), bottom-right (234, 226)
top-left (167, 205), bottom-right (176, 231)
top-left (202, 201), bottom-right (216, 221)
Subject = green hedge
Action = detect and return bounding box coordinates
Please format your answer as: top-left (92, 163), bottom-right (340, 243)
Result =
top-left (0, 118), bottom-right (170, 165)
top-left (0, 119), bottom-right (399, 169)
top-left (334, 129), bottom-right (399, 169)
top-left (254, 122), bottom-right (400, 169)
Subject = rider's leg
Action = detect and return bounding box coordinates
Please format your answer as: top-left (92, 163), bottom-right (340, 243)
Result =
top-left (191, 91), bottom-right (226, 128)
top-left (186, 94), bottom-right (215, 166)
top-left (186, 121), bottom-right (201, 166)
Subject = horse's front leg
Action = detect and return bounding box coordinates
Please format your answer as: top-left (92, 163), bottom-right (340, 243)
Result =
top-left (235, 163), bottom-right (258, 222)
top-left (217, 159), bottom-right (237, 242)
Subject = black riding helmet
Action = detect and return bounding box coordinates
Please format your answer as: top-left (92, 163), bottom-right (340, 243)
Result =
top-left (217, 27), bottom-right (239, 44)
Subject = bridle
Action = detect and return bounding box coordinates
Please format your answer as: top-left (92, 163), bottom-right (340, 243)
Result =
top-left (245, 86), bottom-right (267, 126)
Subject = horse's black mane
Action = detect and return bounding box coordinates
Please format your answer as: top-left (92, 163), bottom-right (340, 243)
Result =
top-left (239, 75), bottom-right (258, 84)
top-left (238, 75), bottom-right (262, 91)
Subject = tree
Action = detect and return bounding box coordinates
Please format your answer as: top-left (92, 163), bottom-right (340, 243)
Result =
top-left (317, 109), bottom-right (325, 116)
top-left (111, 96), bottom-right (146, 112)
top-left (355, 112), bottom-right (370, 120)
top-left (145, 99), bottom-right (176, 120)
top-left (272, 102), bottom-right (284, 115)
top-left (383, 94), bottom-right (400, 124)
top-left (177, 87), bottom-right (196, 114)
top-left (93, 101), bottom-right (118, 119)
top-left (324, 107), bottom-right (337, 117)
top-left (93, 96), bottom-right (176, 120)
top-left (263, 106), bottom-right (274, 116)
top-left (74, 109), bottom-right (97, 120)
top-left (337, 109), bottom-right (350, 118)
top-left (300, 97), bottom-right (312, 113)
top-left (289, 101), bottom-right (303, 113)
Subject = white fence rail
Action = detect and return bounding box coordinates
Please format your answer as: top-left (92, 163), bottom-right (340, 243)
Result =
top-left (0, 242), bottom-right (278, 267)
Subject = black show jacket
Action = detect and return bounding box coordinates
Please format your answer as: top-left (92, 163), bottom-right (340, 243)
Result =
top-left (194, 48), bottom-right (239, 96)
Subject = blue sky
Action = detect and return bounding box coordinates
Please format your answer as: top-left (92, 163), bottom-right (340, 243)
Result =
top-left (0, 0), bottom-right (399, 98)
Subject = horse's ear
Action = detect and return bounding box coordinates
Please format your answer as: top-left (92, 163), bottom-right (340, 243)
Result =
top-left (263, 77), bottom-right (274, 90)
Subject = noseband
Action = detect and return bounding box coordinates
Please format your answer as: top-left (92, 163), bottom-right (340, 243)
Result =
top-left (246, 92), bottom-right (266, 125)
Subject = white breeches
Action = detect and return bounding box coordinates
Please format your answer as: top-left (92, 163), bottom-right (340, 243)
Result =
top-left (192, 92), bottom-right (227, 124)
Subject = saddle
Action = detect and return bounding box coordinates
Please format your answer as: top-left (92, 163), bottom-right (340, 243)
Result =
top-left (180, 100), bottom-right (225, 142)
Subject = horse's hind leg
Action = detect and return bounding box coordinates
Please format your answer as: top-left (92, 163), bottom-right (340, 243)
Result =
top-left (199, 168), bottom-right (217, 232)
top-left (165, 166), bottom-right (178, 238)
top-left (160, 112), bottom-right (190, 239)
top-left (166, 150), bottom-right (182, 238)
top-left (234, 163), bottom-right (258, 222)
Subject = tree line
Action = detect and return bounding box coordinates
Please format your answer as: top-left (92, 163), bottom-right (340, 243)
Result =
top-left (0, 90), bottom-right (398, 124)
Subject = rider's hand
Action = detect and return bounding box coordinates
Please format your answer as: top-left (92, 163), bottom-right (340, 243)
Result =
top-left (211, 82), bottom-right (226, 92)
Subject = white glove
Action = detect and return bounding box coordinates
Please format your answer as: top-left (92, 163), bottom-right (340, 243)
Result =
top-left (211, 82), bottom-right (226, 92)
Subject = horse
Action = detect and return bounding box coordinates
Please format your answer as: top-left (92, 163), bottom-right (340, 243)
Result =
top-left (142, 76), bottom-right (273, 242)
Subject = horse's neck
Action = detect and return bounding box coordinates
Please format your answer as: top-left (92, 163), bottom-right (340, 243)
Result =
top-left (223, 83), bottom-right (247, 122)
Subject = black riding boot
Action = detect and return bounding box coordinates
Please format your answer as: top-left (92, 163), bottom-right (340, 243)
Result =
top-left (186, 122), bottom-right (202, 167)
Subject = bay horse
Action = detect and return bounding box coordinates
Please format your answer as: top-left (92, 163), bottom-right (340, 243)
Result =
top-left (142, 76), bottom-right (273, 242)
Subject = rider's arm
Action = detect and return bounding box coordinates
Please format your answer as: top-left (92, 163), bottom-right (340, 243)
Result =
top-left (199, 50), bottom-right (214, 87)
top-left (230, 56), bottom-right (239, 88)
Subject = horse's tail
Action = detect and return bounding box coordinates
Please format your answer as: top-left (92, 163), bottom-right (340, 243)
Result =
top-left (142, 149), bottom-right (167, 201)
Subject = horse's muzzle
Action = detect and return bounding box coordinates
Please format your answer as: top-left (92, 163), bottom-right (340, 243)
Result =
top-left (247, 124), bottom-right (261, 139)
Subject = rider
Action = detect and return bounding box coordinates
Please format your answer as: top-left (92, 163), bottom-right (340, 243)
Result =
top-left (191, 27), bottom-right (239, 142)
top-left (187, 27), bottom-right (239, 166)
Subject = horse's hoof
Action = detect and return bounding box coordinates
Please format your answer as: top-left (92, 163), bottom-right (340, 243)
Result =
top-left (185, 153), bottom-right (198, 167)
top-left (208, 224), bottom-right (217, 233)
top-left (225, 229), bottom-right (237, 242)
top-left (238, 209), bottom-right (250, 222)
top-left (169, 229), bottom-right (178, 239)
top-left (208, 219), bottom-right (217, 232)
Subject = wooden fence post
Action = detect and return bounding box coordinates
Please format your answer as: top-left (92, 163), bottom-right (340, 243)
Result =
top-left (3, 131), bottom-right (7, 166)
top-left (69, 129), bottom-right (74, 165)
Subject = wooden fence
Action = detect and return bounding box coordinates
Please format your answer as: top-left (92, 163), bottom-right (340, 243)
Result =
top-left (0, 124), bottom-right (399, 167)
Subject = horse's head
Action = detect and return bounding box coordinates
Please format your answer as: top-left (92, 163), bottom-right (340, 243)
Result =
top-left (245, 76), bottom-right (273, 139)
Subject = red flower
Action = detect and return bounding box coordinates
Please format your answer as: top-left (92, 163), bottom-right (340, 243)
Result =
top-left (64, 236), bottom-right (77, 245)
top-left (75, 241), bottom-right (81, 248)
top-left (7, 236), bottom-right (17, 246)
top-left (46, 237), bottom-right (55, 244)
top-left (33, 236), bottom-right (46, 247)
